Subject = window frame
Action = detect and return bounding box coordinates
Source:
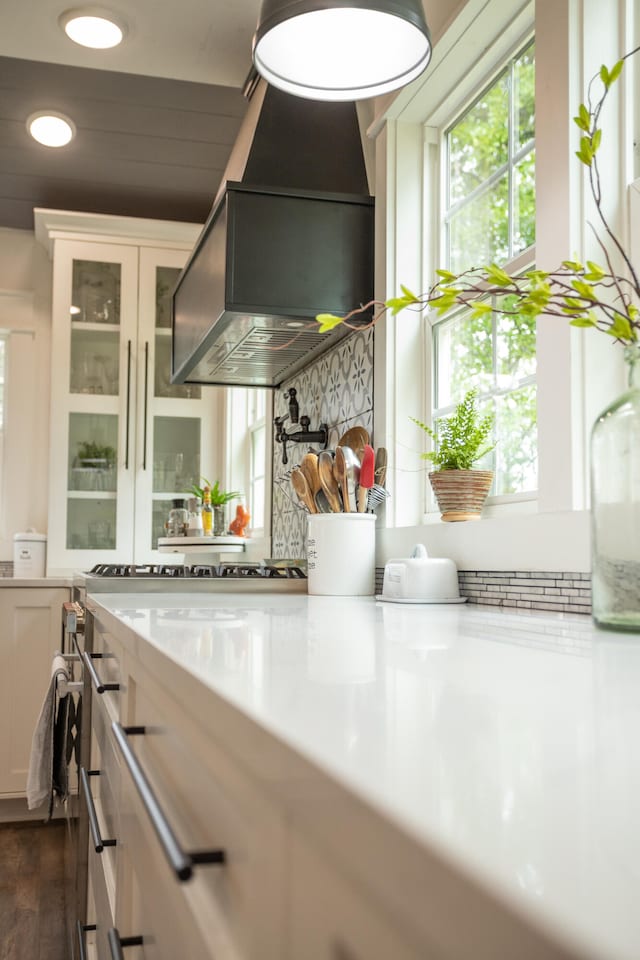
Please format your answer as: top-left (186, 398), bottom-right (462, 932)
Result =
top-left (372, 0), bottom-right (635, 571)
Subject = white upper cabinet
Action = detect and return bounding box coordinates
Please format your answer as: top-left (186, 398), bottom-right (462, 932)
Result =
top-left (37, 211), bottom-right (221, 574)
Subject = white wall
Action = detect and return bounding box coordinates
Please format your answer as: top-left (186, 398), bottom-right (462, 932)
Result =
top-left (0, 228), bottom-right (52, 559)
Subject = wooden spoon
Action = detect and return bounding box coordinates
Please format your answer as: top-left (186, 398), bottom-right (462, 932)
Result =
top-left (291, 468), bottom-right (317, 513)
top-left (337, 426), bottom-right (369, 461)
top-left (300, 453), bottom-right (322, 502)
top-left (374, 446), bottom-right (388, 486)
top-left (318, 451), bottom-right (342, 512)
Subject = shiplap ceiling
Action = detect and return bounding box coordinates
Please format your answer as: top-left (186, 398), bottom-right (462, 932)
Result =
top-left (0, 0), bottom-right (263, 230)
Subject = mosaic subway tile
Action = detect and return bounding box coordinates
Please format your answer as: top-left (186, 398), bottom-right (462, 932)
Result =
top-left (374, 568), bottom-right (592, 615)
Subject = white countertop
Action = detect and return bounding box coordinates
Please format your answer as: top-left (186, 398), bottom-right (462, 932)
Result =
top-left (0, 576), bottom-right (71, 587)
top-left (88, 592), bottom-right (640, 960)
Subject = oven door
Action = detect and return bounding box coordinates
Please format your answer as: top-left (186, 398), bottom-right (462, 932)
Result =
top-left (62, 600), bottom-right (93, 960)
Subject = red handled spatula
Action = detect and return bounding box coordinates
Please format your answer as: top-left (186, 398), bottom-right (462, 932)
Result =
top-left (357, 444), bottom-right (375, 512)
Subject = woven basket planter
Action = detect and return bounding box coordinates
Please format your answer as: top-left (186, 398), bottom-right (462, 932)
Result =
top-left (429, 470), bottom-right (494, 522)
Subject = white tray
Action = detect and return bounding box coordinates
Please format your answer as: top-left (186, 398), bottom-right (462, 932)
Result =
top-left (375, 595), bottom-right (468, 604)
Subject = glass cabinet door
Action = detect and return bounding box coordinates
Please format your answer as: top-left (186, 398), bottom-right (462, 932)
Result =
top-left (47, 239), bottom-right (139, 573)
top-left (135, 248), bottom-right (220, 562)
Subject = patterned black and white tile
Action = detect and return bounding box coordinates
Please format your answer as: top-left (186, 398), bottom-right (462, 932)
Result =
top-left (271, 328), bottom-right (374, 558)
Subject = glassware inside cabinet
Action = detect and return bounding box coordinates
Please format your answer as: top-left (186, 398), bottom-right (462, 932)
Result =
top-left (152, 417), bottom-right (200, 493)
top-left (69, 328), bottom-right (120, 395)
top-left (66, 499), bottom-right (116, 550)
top-left (154, 266), bottom-right (201, 399)
top-left (72, 260), bottom-right (121, 324)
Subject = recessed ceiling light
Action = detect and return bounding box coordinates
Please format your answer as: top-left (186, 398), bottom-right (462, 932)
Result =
top-left (59, 8), bottom-right (126, 49)
top-left (27, 112), bottom-right (76, 148)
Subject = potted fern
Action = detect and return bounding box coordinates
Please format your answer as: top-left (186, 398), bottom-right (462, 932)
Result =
top-left (411, 389), bottom-right (495, 521)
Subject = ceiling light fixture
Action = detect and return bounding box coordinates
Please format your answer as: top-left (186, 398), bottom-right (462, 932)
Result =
top-left (27, 112), bottom-right (76, 148)
top-left (252, 0), bottom-right (431, 101)
top-left (59, 8), bottom-right (126, 49)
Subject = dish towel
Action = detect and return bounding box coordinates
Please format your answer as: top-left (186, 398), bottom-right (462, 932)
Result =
top-left (26, 653), bottom-right (70, 814)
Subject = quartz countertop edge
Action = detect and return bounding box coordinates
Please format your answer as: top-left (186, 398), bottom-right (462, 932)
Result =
top-left (0, 576), bottom-right (72, 587)
top-left (87, 591), bottom-right (640, 960)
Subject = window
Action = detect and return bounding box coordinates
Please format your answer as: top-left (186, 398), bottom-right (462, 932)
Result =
top-left (226, 387), bottom-right (270, 536)
top-left (432, 40), bottom-right (537, 498)
top-left (247, 390), bottom-right (267, 530)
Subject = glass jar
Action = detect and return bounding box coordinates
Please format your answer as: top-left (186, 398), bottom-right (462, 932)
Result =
top-left (591, 343), bottom-right (640, 631)
top-left (167, 498), bottom-right (188, 537)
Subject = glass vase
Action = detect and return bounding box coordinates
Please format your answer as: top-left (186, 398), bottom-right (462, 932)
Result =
top-left (213, 504), bottom-right (226, 537)
top-left (591, 343), bottom-right (640, 631)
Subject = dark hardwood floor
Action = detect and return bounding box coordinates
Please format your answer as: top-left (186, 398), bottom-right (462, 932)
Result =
top-left (0, 821), bottom-right (67, 960)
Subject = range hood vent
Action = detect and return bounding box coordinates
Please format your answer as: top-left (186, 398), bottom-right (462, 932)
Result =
top-left (171, 81), bottom-right (374, 389)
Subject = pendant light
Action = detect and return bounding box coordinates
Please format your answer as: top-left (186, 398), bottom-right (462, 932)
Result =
top-left (252, 0), bottom-right (431, 101)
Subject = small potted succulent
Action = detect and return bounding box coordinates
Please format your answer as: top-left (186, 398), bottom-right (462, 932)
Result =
top-left (411, 389), bottom-right (495, 521)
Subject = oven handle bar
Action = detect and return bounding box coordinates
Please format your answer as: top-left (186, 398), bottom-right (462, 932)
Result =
top-left (83, 651), bottom-right (120, 695)
top-left (80, 766), bottom-right (117, 853)
top-left (112, 721), bottom-right (226, 882)
top-left (108, 929), bottom-right (144, 960)
top-left (77, 921), bottom-right (97, 960)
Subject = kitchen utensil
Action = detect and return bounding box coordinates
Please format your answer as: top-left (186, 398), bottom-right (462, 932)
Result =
top-left (337, 426), bottom-right (370, 461)
top-left (291, 467), bottom-right (317, 513)
top-left (318, 451), bottom-right (342, 512)
top-left (374, 446), bottom-right (388, 486)
top-left (380, 543), bottom-right (461, 602)
top-left (357, 444), bottom-right (375, 512)
top-left (334, 446), bottom-right (358, 513)
top-left (367, 484), bottom-right (390, 512)
top-left (315, 489), bottom-right (332, 513)
top-left (301, 453), bottom-right (322, 502)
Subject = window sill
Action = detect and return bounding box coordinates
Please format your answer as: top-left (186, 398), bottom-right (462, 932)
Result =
top-left (377, 507), bottom-right (590, 573)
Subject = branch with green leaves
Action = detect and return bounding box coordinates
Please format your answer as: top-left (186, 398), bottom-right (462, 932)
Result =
top-left (317, 48), bottom-right (640, 346)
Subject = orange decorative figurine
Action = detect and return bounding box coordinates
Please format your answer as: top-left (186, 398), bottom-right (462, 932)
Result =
top-left (229, 504), bottom-right (250, 538)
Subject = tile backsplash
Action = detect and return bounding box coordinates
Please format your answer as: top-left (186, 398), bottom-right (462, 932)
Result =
top-left (374, 568), bottom-right (592, 614)
top-left (271, 328), bottom-right (374, 558)
top-left (268, 330), bottom-right (592, 617)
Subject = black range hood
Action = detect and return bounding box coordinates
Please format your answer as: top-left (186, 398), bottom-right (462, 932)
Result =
top-left (171, 80), bottom-right (374, 388)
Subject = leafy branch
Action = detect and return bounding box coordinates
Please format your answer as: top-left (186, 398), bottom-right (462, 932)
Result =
top-left (316, 48), bottom-right (640, 346)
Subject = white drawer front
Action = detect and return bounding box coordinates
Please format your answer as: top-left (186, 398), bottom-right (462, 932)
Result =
top-left (115, 672), bottom-right (286, 960)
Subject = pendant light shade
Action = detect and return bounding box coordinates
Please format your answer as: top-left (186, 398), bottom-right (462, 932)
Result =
top-left (252, 0), bottom-right (431, 101)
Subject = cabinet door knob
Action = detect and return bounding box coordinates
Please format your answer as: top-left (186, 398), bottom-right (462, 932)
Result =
top-left (108, 928), bottom-right (144, 960)
top-left (112, 721), bottom-right (226, 882)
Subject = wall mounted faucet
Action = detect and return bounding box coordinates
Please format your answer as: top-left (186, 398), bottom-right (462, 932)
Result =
top-left (274, 388), bottom-right (328, 464)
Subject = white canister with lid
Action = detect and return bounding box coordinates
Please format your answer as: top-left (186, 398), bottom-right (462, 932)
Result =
top-left (13, 531), bottom-right (47, 578)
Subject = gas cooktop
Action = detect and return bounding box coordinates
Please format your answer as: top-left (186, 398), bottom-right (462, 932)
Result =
top-left (76, 562), bottom-right (308, 595)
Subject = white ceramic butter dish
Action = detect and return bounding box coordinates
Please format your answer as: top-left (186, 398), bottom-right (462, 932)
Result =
top-left (380, 543), bottom-right (462, 602)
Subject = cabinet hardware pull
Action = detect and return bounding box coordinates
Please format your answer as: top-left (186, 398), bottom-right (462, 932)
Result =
top-left (112, 721), bottom-right (226, 882)
top-left (83, 651), bottom-right (120, 694)
top-left (77, 921), bottom-right (96, 960)
top-left (142, 340), bottom-right (149, 470)
top-left (125, 339), bottom-right (132, 470)
top-left (80, 766), bottom-right (117, 853)
top-left (108, 928), bottom-right (144, 960)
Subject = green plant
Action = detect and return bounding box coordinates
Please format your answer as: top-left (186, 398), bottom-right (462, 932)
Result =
top-left (187, 477), bottom-right (241, 505)
top-left (410, 389), bottom-right (495, 471)
top-left (77, 440), bottom-right (116, 465)
top-left (315, 47), bottom-right (640, 345)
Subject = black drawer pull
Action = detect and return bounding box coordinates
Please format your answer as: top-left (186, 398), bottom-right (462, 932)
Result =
top-left (83, 651), bottom-right (120, 694)
top-left (108, 928), bottom-right (143, 960)
top-left (77, 921), bottom-right (96, 960)
top-left (112, 721), bottom-right (226, 882)
top-left (80, 766), bottom-right (117, 853)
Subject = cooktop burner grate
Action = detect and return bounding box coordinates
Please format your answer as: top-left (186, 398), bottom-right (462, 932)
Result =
top-left (87, 562), bottom-right (307, 580)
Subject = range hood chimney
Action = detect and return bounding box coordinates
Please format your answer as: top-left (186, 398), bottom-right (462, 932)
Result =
top-left (171, 78), bottom-right (374, 388)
